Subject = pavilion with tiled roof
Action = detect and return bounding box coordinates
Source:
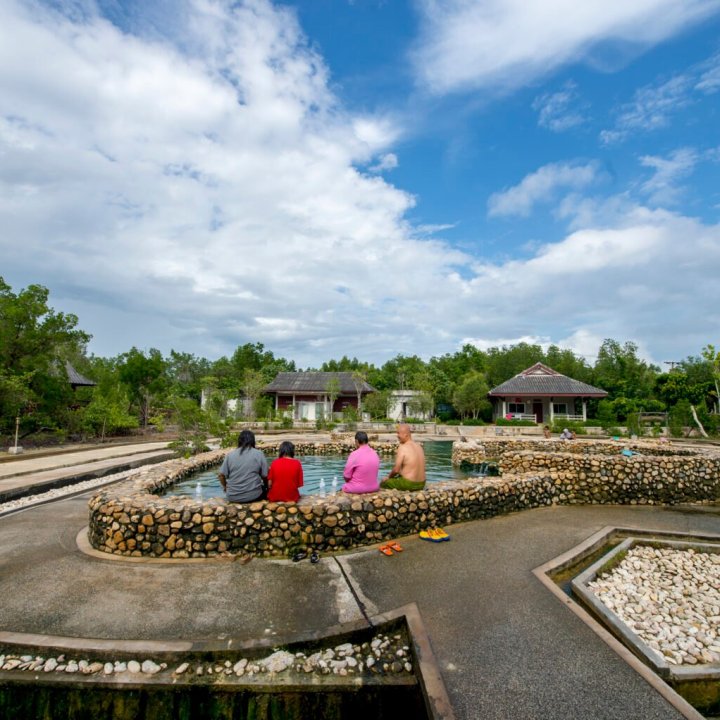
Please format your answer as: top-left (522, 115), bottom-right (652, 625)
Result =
top-left (488, 362), bottom-right (607, 424)
top-left (264, 372), bottom-right (375, 421)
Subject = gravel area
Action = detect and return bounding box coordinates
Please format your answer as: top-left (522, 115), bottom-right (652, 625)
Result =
top-left (0, 631), bottom-right (413, 680)
top-left (588, 545), bottom-right (720, 666)
top-left (0, 469), bottom-right (135, 516)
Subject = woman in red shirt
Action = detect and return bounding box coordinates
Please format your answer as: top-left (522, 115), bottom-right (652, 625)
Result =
top-left (267, 441), bottom-right (304, 502)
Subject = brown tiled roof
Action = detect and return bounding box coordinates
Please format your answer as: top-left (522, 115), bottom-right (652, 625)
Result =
top-left (488, 362), bottom-right (606, 398)
top-left (264, 372), bottom-right (375, 395)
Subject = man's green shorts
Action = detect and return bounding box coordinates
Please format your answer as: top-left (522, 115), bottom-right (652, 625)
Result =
top-left (380, 476), bottom-right (426, 491)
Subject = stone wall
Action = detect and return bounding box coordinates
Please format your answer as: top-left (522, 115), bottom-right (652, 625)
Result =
top-left (452, 438), bottom-right (696, 464)
top-left (88, 440), bottom-right (720, 559)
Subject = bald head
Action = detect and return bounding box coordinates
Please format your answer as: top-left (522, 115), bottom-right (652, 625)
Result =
top-left (396, 423), bottom-right (411, 443)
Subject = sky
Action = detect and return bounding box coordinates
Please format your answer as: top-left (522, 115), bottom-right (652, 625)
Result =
top-left (1, 0), bottom-right (719, 369)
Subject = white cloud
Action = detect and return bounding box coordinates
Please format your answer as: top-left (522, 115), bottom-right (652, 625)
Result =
top-left (639, 147), bottom-right (698, 205)
top-left (368, 153), bottom-right (399, 173)
top-left (601, 75), bottom-right (693, 144)
top-left (487, 161), bottom-right (599, 218)
top-left (601, 50), bottom-right (720, 143)
top-left (461, 334), bottom-right (552, 351)
top-left (1, 0), bottom-right (719, 369)
top-left (532, 82), bottom-right (586, 132)
top-left (460, 206), bottom-right (720, 366)
top-left (696, 51), bottom-right (720, 93)
top-left (412, 0), bottom-right (720, 95)
top-left (0, 0), bottom-right (471, 364)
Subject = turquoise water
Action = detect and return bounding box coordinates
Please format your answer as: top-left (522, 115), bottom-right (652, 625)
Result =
top-left (163, 440), bottom-right (480, 500)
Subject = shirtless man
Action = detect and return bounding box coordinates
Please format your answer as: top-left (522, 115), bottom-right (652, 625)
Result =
top-left (380, 424), bottom-right (426, 491)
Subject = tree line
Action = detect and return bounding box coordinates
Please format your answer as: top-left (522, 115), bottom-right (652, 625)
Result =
top-left (1, 278), bottom-right (718, 444)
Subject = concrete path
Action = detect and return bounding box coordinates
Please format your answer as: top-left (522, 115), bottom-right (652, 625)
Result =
top-left (2, 476), bottom-right (718, 718)
top-left (0, 442), bottom-right (175, 501)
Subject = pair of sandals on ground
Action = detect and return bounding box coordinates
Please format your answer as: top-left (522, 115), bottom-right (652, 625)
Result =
top-left (379, 527), bottom-right (451, 555)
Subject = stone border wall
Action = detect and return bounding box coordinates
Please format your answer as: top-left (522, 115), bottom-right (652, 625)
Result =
top-left (452, 438), bottom-right (697, 464)
top-left (88, 440), bottom-right (720, 559)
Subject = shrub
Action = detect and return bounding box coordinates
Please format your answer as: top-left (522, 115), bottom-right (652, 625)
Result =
top-left (550, 420), bottom-right (587, 435)
top-left (342, 406), bottom-right (358, 430)
top-left (669, 400), bottom-right (692, 438)
top-left (496, 418), bottom-right (536, 427)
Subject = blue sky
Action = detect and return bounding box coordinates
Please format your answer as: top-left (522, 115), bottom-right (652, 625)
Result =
top-left (1, 0), bottom-right (719, 368)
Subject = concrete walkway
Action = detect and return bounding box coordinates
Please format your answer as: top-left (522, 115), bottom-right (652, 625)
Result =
top-left (2, 459), bottom-right (718, 718)
top-left (0, 442), bottom-right (175, 501)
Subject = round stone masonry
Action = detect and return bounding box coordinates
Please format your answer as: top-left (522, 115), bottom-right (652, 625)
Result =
top-left (88, 438), bottom-right (720, 559)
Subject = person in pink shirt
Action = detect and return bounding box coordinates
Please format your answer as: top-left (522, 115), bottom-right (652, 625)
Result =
top-left (342, 431), bottom-right (380, 494)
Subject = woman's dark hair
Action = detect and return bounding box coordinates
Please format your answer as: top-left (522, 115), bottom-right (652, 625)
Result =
top-left (354, 431), bottom-right (369, 445)
top-left (278, 441), bottom-right (295, 458)
top-left (237, 429), bottom-right (256, 453)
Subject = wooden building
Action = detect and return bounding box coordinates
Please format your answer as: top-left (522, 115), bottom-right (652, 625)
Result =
top-left (488, 362), bottom-right (607, 424)
top-left (264, 372), bottom-right (375, 420)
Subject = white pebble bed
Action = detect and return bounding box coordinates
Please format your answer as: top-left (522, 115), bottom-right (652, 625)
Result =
top-left (0, 469), bottom-right (135, 516)
top-left (0, 633), bottom-right (413, 679)
top-left (588, 545), bottom-right (720, 666)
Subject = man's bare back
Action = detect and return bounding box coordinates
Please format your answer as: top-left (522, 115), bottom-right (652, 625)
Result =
top-left (394, 438), bottom-right (426, 482)
top-left (381, 424), bottom-right (426, 489)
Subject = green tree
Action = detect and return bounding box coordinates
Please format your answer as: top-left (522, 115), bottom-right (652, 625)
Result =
top-left (544, 345), bottom-right (592, 382)
top-left (452, 372), bottom-right (490, 420)
top-left (484, 342), bottom-right (544, 387)
top-left (166, 351), bottom-right (211, 400)
top-left (241, 369), bottom-right (267, 420)
top-left (117, 348), bottom-right (167, 427)
top-left (167, 394), bottom-right (225, 456)
top-left (701, 345), bottom-right (720, 414)
top-left (592, 339), bottom-right (658, 400)
top-left (325, 376), bottom-right (341, 419)
top-left (363, 389), bottom-right (390, 419)
top-left (83, 384), bottom-right (138, 439)
top-left (0, 278), bottom-right (90, 433)
top-left (407, 391), bottom-right (434, 419)
top-left (351, 370), bottom-right (368, 415)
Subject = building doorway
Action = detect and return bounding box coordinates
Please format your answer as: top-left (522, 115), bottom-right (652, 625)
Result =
top-left (533, 402), bottom-right (543, 423)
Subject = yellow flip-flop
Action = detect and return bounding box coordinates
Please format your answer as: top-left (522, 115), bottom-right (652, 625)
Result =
top-left (430, 528), bottom-right (450, 541)
top-left (419, 530), bottom-right (443, 543)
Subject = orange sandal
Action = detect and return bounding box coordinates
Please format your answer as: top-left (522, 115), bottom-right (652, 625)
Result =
top-left (379, 545), bottom-right (394, 556)
top-left (387, 542), bottom-right (403, 552)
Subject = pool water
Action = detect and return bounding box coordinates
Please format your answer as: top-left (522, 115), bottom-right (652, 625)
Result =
top-left (163, 441), bottom-right (486, 500)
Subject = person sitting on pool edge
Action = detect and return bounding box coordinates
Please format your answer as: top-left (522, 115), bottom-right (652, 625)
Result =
top-left (218, 429), bottom-right (268, 503)
top-left (267, 441), bottom-right (303, 503)
top-left (342, 431), bottom-right (380, 494)
top-left (380, 423), bottom-right (426, 491)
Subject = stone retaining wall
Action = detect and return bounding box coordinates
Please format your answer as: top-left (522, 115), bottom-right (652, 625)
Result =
top-left (88, 440), bottom-right (720, 559)
top-left (452, 438), bottom-right (696, 464)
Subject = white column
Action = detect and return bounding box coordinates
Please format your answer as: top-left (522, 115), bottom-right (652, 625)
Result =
top-left (549, 398), bottom-right (554, 424)
top-left (501, 399), bottom-right (506, 418)
top-left (582, 399), bottom-right (587, 421)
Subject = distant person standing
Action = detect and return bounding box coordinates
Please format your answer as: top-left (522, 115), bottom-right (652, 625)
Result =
top-left (267, 441), bottom-right (303, 503)
top-left (218, 430), bottom-right (268, 503)
top-left (342, 431), bottom-right (380, 494)
top-left (381, 423), bottom-right (426, 491)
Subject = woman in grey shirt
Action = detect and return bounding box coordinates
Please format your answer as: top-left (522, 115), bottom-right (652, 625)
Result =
top-left (218, 430), bottom-right (268, 502)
